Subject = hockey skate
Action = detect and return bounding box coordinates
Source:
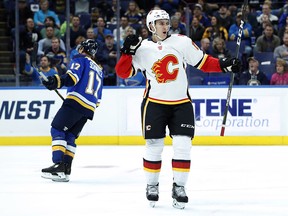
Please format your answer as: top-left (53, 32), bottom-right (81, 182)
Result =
top-left (172, 183), bottom-right (188, 209)
top-left (41, 162), bottom-right (70, 182)
top-left (146, 184), bottom-right (159, 208)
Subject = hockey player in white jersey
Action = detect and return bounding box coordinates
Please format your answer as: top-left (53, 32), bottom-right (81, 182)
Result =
top-left (115, 10), bottom-right (241, 209)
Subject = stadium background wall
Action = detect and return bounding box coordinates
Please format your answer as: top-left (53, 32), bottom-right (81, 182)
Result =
top-left (0, 86), bottom-right (287, 146)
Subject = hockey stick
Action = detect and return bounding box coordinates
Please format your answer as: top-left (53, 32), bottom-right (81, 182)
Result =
top-left (32, 42), bottom-right (64, 101)
top-left (220, 0), bottom-right (248, 136)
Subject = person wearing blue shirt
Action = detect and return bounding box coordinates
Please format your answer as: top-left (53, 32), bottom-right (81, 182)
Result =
top-left (34, 0), bottom-right (61, 29)
top-left (41, 39), bottom-right (104, 182)
top-left (24, 53), bottom-right (58, 86)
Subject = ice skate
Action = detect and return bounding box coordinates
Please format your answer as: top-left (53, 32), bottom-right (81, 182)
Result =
top-left (172, 183), bottom-right (188, 209)
top-left (146, 184), bottom-right (159, 207)
top-left (41, 162), bottom-right (69, 182)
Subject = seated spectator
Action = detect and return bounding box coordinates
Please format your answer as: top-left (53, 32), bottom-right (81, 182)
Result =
top-left (38, 26), bottom-right (65, 56)
top-left (168, 15), bottom-right (186, 35)
top-left (33, 0), bottom-right (61, 29)
top-left (214, 3), bottom-right (234, 30)
top-left (255, 14), bottom-right (278, 38)
top-left (256, 2), bottom-right (278, 31)
top-left (211, 37), bottom-right (231, 59)
top-left (270, 58), bottom-right (288, 85)
top-left (124, 1), bottom-right (143, 25)
top-left (40, 16), bottom-right (61, 39)
top-left (255, 23), bottom-right (281, 53)
top-left (139, 26), bottom-right (151, 40)
top-left (23, 54), bottom-right (58, 86)
top-left (278, 15), bottom-right (288, 43)
top-left (19, 18), bottom-right (40, 72)
top-left (64, 15), bottom-right (86, 49)
top-left (113, 15), bottom-right (130, 43)
top-left (7, 0), bottom-right (33, 31)
top-left (154, 0), bottom-right (179, 15)
top-left (274, 33), bottom-right (288, 64)
top-left (44, 37), bottom-right (67, 75)
top-left (86, 27), bottom-right (96, 40)
top-left (60, 14), bottom-right (73, 37)
top-left (202, 16), bottom-right (228, 41)
top-left (70, 36), bottom-right (86, 60)
top-left (192, 3), bottom-right (211, 28)
top-left (190, 16), bottom-right (205, 41)
top-left (107, 0), bottom-right (126, 24)
top-left (93, 17), bottom-right (112, 44)
top-left (239, 57), bottom-right (270, 85)
top-left (200, 38), bottom-right (211, 54)
top-left (229, 12), bottom-right (253, 56)
top-left (96, 34), bottom-right (117, 86)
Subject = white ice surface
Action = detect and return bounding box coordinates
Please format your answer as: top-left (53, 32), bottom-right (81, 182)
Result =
top-left (1, 145), bottom-right (288, 216)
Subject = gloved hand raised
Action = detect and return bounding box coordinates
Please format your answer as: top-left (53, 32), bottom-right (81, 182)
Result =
top-left (120, 34), bottom-right (142, 55)
top-left (219, 57), bottom-right (242, 73)
top-left (42, 75), bottom-right (59, 90)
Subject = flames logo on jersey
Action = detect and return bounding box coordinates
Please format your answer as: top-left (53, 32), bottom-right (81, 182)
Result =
top-left (151, 55), bottom-right (179, 83)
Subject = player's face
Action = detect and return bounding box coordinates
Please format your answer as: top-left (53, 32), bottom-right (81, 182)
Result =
top-left (155, 19), bottom-right (170, 39)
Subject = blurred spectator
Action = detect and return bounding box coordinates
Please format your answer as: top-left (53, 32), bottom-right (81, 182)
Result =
top-left (190, 16), bottom-right (205, 41)
top-left (256, 2), bottom-right (278, 31)
top-left (214, 4), bottom-right (233, 30)
top-left (23, 54), bottom-right (58, 86)
top-left (96, 0), bottom-right (115, 23)
top-left (154, 0), bottom-right (179, 15)
top-left (278, 16), bottom-right (288, 42)
top-left (74, 0), bottom-right (90, 15)
top-left (192, 3), bottom-right (211, 28)
top-left (270, 58), bottom-right (288, 85)
top-left (60, 14), bottom-right (73, 37)
top-left (255, 23), bottom-right (281, 53)
top-left (108, 0), bottom-right (126, 24)
top-left (274, 33), bottom-right (288, 64)
top-left (254, 14), bottom-right (277, 38)
top-left (228, 12), bottom-right (253, 56)
top-left (69, 36), bottom-right (86, 60)
top-left (113, 15), bottom-right (130, 43)
top-left (139, 26), bottom-right (151, 40)
top-left (239, 57), bottom-right (269, 85)
top-left (38, 26), bottom-right (65, 56)
top-left (197, 0), bottom-right (219, 17)
top-left (7, 0), bottom-right (33, 31)
top-left (33, 0), bottom-right (61, 29)
top-left (44, 37), bottom-right (67, 75)
top-left (96, 34), bottom-right (117, 86)
top-left (200, 38), bottom-right (211, 54)
top-left (86, 27), bottom-right (96, 40)
top-left (202, 16), bottom-right (228, 41)
top-left (211, 37), bottom-right (231, 59)
top-left (169, 15), bottom-right (186, 35)
top-left (93, 17), bottom-right (112, 44)
top-left (124, 1), bottom-right (143, 25)
top-left (64, 15), bottom-right (86, 49)
top-left (40, 16), bottom-right (61, 39)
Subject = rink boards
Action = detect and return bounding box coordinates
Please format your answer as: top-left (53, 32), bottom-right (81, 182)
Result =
top-left (0, 86), bottom-right (288, 145)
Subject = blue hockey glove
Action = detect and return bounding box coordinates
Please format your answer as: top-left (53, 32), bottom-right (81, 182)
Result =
top-left (120, 34), bottom-right (142, 55)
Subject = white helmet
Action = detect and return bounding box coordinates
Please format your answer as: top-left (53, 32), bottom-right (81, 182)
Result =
top-left (146, 10), bottom-right (170, 33)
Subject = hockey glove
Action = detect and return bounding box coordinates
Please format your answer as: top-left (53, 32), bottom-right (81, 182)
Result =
top-left (42, 75), bottom-right (61, 90)
top-left (219, 57), bottom-right (242, 73)
top-left (120, 34), bottom-right (142, 55)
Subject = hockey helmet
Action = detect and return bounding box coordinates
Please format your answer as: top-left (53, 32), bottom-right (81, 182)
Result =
top-left (146, 10), bottom-right (170, 33)
top-left (78, 39), bottom-right (98, 57)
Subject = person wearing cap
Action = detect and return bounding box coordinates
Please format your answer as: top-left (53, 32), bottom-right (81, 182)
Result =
top-left (193, 3), bottom-right (211, 28)
top-left (238, 57), bottom-right (269, 85)
top-left (270, 58), bottom-right (288, 85)
top-left (228, 11), bottom-right (253, 56)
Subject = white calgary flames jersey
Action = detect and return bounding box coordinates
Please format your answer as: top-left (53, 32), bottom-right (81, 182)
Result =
top-left (132, 34), bottom-right (205, 104)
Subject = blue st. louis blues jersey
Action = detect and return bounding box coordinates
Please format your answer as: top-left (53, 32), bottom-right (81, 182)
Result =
top-left (64, 54), bottom-right (104, 120)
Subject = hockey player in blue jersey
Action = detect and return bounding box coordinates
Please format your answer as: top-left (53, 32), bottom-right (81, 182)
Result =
top-left (41, 39), bottom-right (104, 182)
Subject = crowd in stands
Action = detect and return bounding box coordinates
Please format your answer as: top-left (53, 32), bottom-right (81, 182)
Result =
top-left (4, 0), bottom-right (288, 86)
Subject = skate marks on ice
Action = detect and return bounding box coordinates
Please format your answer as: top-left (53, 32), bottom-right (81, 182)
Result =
top-left (0, 146), bottom-right (288, 216)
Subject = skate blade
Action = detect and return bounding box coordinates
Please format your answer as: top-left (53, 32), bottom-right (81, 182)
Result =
top-left (149, 201), bottom-right (156, 208)
top-left (52, 175), bottom-right (70, 182)
top-left (172, 199), bottom-right (185, 209)
top-left (41, 172), bottom-right (66, 181)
